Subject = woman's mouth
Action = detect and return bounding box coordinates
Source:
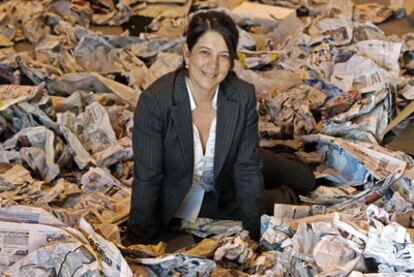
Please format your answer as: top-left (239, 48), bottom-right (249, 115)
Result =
top-left (202, 71), bottom-right (217, 78)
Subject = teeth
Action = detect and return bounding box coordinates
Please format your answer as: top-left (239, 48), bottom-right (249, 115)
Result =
top-left (203, 72), bottom-right (216, 78)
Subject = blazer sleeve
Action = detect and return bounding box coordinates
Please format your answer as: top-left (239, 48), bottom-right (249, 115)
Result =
top-left (128, 91), bottom-right (164, 243)
top-left (233, 86), bottom-right (265, 241)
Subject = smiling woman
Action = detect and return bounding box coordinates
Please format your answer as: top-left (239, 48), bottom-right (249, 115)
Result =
top-left (127, 11), bottom-right (315, 245)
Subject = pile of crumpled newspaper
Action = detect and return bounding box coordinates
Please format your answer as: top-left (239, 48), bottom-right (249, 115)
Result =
top-left (1, 0), bottom-right (414, 275)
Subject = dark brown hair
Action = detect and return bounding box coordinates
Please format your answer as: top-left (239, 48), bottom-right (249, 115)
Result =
top-left (186, 11), bottom-right (239, 68)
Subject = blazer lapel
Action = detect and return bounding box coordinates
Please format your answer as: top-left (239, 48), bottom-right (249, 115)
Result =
top-left (214, 77), bottom-right (240, 182)
top-left (170, 70), bottom-right (240, 183)
top-left (170, 70), bottom-right (194, 173)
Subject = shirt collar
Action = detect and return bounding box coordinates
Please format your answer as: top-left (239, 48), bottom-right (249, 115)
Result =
top-left (185, 79), bottom-right (218, 111)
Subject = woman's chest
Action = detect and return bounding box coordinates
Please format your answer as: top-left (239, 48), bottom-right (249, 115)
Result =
top-left (191, 107), bottom-right (216, 153)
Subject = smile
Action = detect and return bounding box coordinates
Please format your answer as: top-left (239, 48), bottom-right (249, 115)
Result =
top-left (202, 71), bottom-right (217, 78)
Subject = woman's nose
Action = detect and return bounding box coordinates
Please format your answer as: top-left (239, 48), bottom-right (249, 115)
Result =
top-left (208, 55), bottom-right (219, 68)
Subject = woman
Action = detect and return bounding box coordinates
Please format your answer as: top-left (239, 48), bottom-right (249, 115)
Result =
top-left (127, 11), bottom-right (315, 244)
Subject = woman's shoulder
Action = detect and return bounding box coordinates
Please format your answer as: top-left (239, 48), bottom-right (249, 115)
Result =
top-left (139, 70), bottom-right (181, 110)
top-left (144, 70), bottom-right (178, 96)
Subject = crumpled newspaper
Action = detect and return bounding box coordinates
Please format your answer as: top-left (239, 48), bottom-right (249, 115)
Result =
top-left (214, 235), bottom-right (257, 269)
top-left (0, 205), bottom-right (132, 276)
top-left (1, 0), bottom-right (414, 275)
top-left (354, 3), bottom-right (394, 24)
top-left (132, 253), bottom-right (217, 276)
top-left (364, 205), bottom-right (414, 272)
top-left (181, 217), bottom-right (244, 239)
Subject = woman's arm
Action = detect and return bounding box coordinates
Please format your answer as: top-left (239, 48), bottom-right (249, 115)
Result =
top-left (233, 87), bottom-right (265, 241)
top-left (128, 91), bottom-right (165, 244)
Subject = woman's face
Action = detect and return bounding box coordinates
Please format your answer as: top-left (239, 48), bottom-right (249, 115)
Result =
top-left (184, 31), bottom-right (231, 93)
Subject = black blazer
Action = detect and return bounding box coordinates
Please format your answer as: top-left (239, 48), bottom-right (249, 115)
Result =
top-left (128, 68), bottom-right (264, 242)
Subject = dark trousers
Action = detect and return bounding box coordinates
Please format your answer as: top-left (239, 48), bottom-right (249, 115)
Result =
top-left (260, 148), bottom-right (316, 214)
top-left (198, 147), bottom-right (316, 218)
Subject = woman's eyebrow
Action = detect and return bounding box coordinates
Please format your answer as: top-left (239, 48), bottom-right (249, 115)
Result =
top-left (198, 46), bottom-right (229, 53)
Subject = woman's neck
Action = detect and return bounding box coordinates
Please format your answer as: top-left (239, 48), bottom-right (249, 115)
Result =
top-left (186, 77), bottom-right (216, 106)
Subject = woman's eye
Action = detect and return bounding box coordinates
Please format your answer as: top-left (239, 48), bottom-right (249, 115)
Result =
top-left (220, 54), bottom-right (230, 60)
top-left (200, 50), bottom-right (210, 56)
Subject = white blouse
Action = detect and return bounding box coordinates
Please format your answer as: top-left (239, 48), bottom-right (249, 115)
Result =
top-left (174, 81), bottom-right (218, 222)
